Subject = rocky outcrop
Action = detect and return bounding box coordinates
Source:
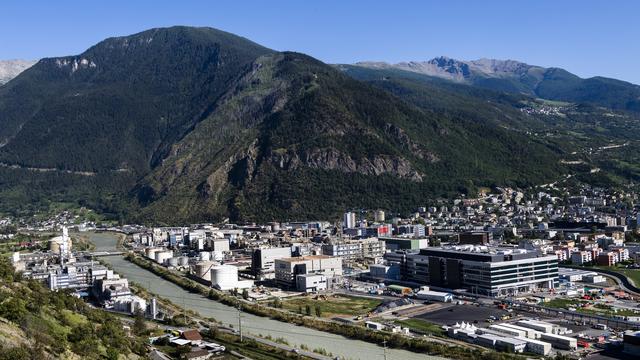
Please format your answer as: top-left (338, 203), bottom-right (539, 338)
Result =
top-left (0, 59), bottom-right (36, 85)
top-left (383, 123), bottom-right (439, 163)
top-left (270, 147), bottom-right (423, 182)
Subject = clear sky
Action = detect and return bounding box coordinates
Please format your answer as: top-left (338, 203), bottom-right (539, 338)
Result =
top-left (2, 0), bottom-right (639, 84)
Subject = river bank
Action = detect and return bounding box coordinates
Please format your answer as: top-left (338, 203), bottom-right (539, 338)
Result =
top-left (89, 232), bottom-right (490, 360)
top-left (124, 252), bottom-right (488, 359)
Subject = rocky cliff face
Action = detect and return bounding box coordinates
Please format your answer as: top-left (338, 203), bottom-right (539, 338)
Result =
top-left (0, 59), bottom-right (36, 85)
top-left (269, 147), bottom-right (423, 181)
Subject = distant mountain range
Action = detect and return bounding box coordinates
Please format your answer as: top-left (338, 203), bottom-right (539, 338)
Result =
top-left (0, 27), bottom-right (638, 223)
top-left (355, 57), bottom-right (640, 111)
top-left (0, 59), bottom-right (36, 85)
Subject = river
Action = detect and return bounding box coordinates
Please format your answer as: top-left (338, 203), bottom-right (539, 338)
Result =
top-left (90, 232), bottom-right (443, 360)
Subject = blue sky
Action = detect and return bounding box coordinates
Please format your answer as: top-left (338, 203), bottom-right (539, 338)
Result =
top-left (2, 0), bottom-right (639, 83)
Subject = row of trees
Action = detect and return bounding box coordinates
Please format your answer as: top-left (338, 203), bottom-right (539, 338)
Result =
top-left (126, 253), bottom-right (525, 360)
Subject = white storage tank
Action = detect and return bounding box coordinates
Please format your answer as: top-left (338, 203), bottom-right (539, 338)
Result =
top-left (167, 257), bottom-right (179, 267)
top-left (178, 256), bottom-right (189, 266)
top-left (195, 261), bottom-right (214, 281)
top-left (210, 265), bottom-right (239, 290)
top-left (155, 250), bottom-right (173, 265)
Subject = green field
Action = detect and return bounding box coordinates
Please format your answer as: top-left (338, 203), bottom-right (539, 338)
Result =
top-left (280, 294), bottom-right (382, 318)
top-left (545, 298), bottom-right (640, 317)
top-left (614, 269), bottom-right (640, 287)
top-left (394, 319), bottom-right (446, 337)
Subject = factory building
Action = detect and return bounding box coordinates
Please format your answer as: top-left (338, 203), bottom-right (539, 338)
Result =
top-left (296, 274), bottom-right (327, 293)
top-left (251, 247), bottom-right (292, 280)
top-left (274, 255), bottom-right (342, 289)
top-left (321, 238), bottom-right (385, 262)
top-left (404, 246), bottom-right (558, 297)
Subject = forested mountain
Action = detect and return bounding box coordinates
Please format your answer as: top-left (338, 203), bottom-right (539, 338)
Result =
top-left (1, 26), bottom-right (637, 223)
top-left (355, 57), bottom-right (640, 111)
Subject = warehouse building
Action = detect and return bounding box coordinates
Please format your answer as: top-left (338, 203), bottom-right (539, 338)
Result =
top-left (404, 246), bottom-right (558, 297)
top-left (514, 336), bottom-right (552, 355)
top-left (540, 333), bottom-right (577, 350)
top-left (499, 323), bottom-right (542, 339)
top-left (517, 319), bottom-right (555, 334)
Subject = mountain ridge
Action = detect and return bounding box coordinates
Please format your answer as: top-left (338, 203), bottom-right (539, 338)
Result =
top-left (354, 57), bottom-right (640, 111)
top-left (2, 26), bottom-right (632, 223)
top-left (0, 59), bottom-right (37, 85)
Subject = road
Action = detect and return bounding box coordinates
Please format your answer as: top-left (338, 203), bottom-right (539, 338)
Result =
top-left (560, 265), bottom-right (640, 297)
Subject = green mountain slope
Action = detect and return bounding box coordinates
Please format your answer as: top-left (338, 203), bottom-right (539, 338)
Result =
top-left (0, 26), bottom-right (272, 173)
top-left (133, 53), bottom-right (565, 223)
top-left (0, 27), bottom-right (569, 222)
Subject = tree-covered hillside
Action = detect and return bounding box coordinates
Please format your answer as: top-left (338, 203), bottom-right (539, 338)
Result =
top-left (3, 26), bottom-right (638, 223)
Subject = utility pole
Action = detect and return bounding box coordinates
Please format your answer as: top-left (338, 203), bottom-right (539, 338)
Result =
top-left (182, 295), bottom-right (187, 325)
top-left (383, 339), bottom-right (388, 360)
top-left (238, 305), bottom-right (243, 342)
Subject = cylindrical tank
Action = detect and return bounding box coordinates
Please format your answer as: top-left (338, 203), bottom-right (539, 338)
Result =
top-left (145, 247), bottom-right (161, 259)
top-left (49, 240), bottom-right (61, 254)
top-left (211, 265), bottom-right (238, 290)
top-left (178, 256), bottom-right (189, 266)
top-left (155, 250), bottom-right (173, 264)
top-left (48, 236), bottom-right (72, 254)
top-left (167, 257), bottom-right (179, 267)
top-left (195, 261), bottom-right (214, 281)
top-left (198, 252), bottom-right (211, 261)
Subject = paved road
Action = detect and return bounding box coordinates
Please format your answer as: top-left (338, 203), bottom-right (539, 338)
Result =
top-left (560, 265), bottom-right (640, 297)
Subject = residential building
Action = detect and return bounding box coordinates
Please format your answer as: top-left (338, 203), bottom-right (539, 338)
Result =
top-left (458, 232), bottom-right (491, 245)
top-left (597, 252), bottom-right (616, 266)
top-left (570, 251), bottom-right (592, 265)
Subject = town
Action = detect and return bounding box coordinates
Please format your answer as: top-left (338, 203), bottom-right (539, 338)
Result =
top-left (4, 184), bottom-right (640, 359)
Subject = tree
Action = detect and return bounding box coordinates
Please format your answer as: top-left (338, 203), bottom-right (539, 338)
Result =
top-left (242, 288), bottom-right (249, 300)
top-left (0, 297), bottom-right (28, 323)
top-left (315, 305), bottom-right (322, 317)
top-left (106, 347), bottom-right (119, 360)
top-left (207, 325), bottom-right (219, 339)
top-left (305, 305), bottom-right (312, 316)
top-left (133, 309), bottom-right (146, 335)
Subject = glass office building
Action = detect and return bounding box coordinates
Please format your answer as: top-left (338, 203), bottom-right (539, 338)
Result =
top-left (405, 247), bottom-right (558, 297)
